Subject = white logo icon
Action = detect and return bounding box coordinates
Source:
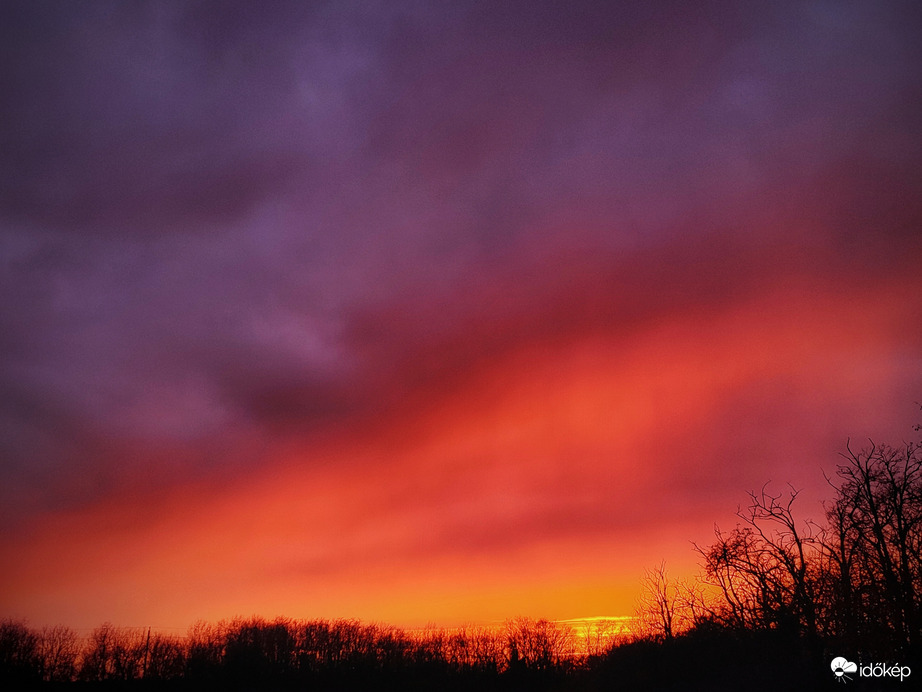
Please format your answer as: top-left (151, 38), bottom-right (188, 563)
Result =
top-left (831, 657), bottom-right (858, 683)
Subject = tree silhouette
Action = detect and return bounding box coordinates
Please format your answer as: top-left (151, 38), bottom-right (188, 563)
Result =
top-left (824, 438), bottom-right (922, 656)
top-left (0, 619), bottom-right (40, 684)
top-left (635, 561), bottom-right (679, 640)
top-left (37, 625), bottom-right (79, 682)
top-left (694, 485), bottom-right (823, 641)
top-left (685, 416), bottom-right (922, 666)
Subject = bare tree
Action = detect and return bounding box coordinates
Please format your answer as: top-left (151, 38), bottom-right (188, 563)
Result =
top-left (145, 632), bottom-right (185, 680)
top-left (79, 624), bottom-right (149, 682)
top-left (0, 619), bottom-right (40, 683)
top-left (37, 625), bottom-right (79, 682)
top-left (462, 625), bottom-right (503, 672)
top-left (695, 485), bottom-right (823, 641)
top-left (504, 617), bottom-right (571, 672)
top-left (825, 439), bottom-right (922, 654)
top-left (635, 562), bottom-right (679, 640)
top-left (79, 623), bottom-right (113, 681)
top-left (185, 619), bottom-right (224, 680)
top-left (579, 618), bottom-right (624, 657)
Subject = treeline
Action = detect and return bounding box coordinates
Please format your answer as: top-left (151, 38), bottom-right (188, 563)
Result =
top-left (0, 615), bottom-right (612, 689)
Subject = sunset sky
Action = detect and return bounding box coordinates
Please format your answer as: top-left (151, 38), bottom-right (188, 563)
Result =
top-left (2, 0), bottom-right (921, 633)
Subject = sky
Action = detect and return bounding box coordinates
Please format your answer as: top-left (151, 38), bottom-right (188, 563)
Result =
top-left (1, 0), bottom-right (921, 632)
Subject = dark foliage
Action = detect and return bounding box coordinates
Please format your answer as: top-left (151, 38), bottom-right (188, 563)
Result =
top-left (592, 625), bottom-right (824, 692)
